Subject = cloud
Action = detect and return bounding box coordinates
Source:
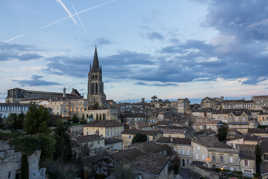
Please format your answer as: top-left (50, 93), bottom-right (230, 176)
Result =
top-left (9, 0), bottom-right (268, 87)
top-left (136, 81), bottom-right (177, 87)
top-left (0, 42), bottom-right (42, 61)
top-left (205, 0), bottom-right (268, 42)
top-left (146, 32), bottom-right (165, 41)
top-left (44, 49), bottom-right (199, 83)
top-left (13, 75), bottom-right (61, 87)
top-left (94, 38), bottom-right (112, 46)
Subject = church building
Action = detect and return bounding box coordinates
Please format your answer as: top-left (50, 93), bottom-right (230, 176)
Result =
top-left (88, 48), bottom-right (106, 108)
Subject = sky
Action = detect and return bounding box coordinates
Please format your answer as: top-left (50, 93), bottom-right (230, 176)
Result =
top-left (1, 0), bottom-right (268, 102)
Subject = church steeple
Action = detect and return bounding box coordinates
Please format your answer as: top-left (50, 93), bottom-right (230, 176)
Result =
top-left (92, 47), bottom-right (100, 72)
top-left (88, 48), bottom-right (106, 108)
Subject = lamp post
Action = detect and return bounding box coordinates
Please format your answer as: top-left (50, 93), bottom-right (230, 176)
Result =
top-left (220, 167), bottom-right (224, 179)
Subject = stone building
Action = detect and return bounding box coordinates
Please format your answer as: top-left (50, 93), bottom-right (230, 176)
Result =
top-left (69, 124), bottom-right (86, 137)
top-left (87, 48), bottom-right (106, 108)
top-left (228, 121), bottom-right (257, 134)
top-left (227, 135), bottom-right (259, 149)
top-left (238, 145), bottom-right (256, 177)
top-left (192, 120), bottom-right (221, 132)
top-left (200, 97), bottom-right (223, 110)
top-left (83, 120), bottom-right (123, 138)
top-left (104, 138), bottom-right (123, 153)
top-left (261, 140), bottom-right (268, 179)
top-left (157, 137), bottom-right (192, 168)
top-left (6, 87), bottom-right (82, 103)
top-left (121, 129), bottom-right (162, 149)
top-left (161, 127), bottom-right (187, 139)
top-left (0, 103), bottom-right (30, 118)
top-left (40, 98), bottom-right (87, 118)
top-left (110, 144), bottom-right (172, 179)
top-left (258, 112), bottom-right (268, 126)
top-left (84, 108), bottom-right (118, 121)
top-left (192, 136), bottom-right (240, 171)
top-left (71, 134), bottom-right (105, 158)
top-left (221, 100), bottom-right (260, 110)
top-left (252, 95), bottom-right (268, 108)
top-left (177, 98), bottom-right (191, 114)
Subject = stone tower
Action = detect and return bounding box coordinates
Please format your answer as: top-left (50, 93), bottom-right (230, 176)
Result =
top-left (88, 48), bottom-right (106, 108)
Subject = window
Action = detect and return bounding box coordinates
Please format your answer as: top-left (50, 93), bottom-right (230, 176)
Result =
top-left (230, 157), bottom-right (233, 163)
top-left (220, 156), bottom-right (224, 162)
top-left (245, 160), bottom-right (249, 166)
top-left (212, 155), bottom-right (216, 162)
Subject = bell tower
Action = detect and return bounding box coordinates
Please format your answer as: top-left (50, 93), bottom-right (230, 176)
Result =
top-left (87, 48), bottom-right (106, 108)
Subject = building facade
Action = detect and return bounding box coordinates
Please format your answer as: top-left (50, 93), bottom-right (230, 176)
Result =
top-left (0, 103), bottom-right (30, 118)
top-left (6, 88), bottom-right (82, 103)
top-left (83, 120), bottom-right (124, 138)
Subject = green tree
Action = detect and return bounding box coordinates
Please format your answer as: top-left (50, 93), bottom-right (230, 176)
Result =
top-left (6, 113), bottom-right (18, 129)
top-left (71, 115), bottom-right (79, 124)
top-left (0, 117), bottom-right (4, 128)
top-left (11, 135), bottom-right (42, 156)
top-left (132, 133), bottom-right (147, 144)
top-left (17, 113), bottom-right (25, 129)
top-left (53, 122), bottom-right (72, 161)
top-left (217, 125), bottom-right (228, 142)
top-left (39, 134), bottom-right (56, 161)
top-left (256, 144), bottom-right (262, 176)
top-left (39, 121), bottom-right (49, 134)
top-left (21, 154), bottom-right (29, 179)
top-left (151, 95), bottom-right (157, 102)
top-left (24, 105), bottom-right (50, 134)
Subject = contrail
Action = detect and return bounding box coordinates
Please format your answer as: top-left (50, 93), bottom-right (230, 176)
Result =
top-left (56, 0), bottom-right (78, 24)
top-left (5, 0), bottom-right (117, 42)
top-left (71, 0), bottom-right (87, 32)
top-left (40, 0), bottom-right (116, 30)
top-left (5, 34), bottom-right (25, 43)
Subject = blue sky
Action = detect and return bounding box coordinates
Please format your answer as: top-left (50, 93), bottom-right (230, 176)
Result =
top-left (1, 0), bottom-right (268, 102)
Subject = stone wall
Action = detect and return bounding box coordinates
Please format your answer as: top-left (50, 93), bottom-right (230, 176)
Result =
top-left (27, 150), bottom-right (46, 179)
top-left (0, 141), bottom-right (22, 179)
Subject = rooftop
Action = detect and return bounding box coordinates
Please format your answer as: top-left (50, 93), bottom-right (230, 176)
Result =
top-left (131, 154), bottom-right (169, 175)
top-left (111, 148), bottom-right (144, 162)
top-left (121, 129), bottom-right (162, 136)
top-left (75, 134), bottom-right (103, 143)
top-left (105, 138), bottom-right (122, 145)
top-left (157, 137), bottom-right (191, 145)
top-left (194, 136), bottom-right (233, 150)
top-left (85, 120), bottom-right (123, 128)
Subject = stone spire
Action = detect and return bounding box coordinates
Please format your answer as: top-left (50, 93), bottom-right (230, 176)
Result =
top-left (92, 47), bottom-right (100, 72)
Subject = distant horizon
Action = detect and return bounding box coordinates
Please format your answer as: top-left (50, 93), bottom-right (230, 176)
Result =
top-left (0, 86), bottom-right (256, 104)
